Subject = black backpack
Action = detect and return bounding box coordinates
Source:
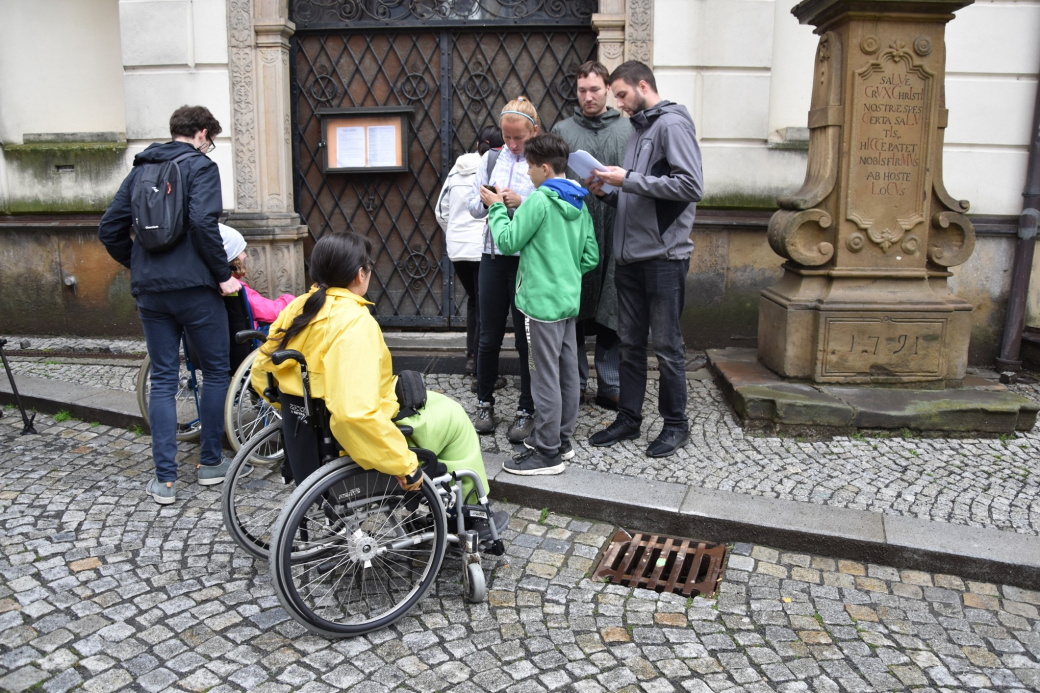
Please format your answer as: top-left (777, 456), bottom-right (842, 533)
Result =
top-left (130, 150), bottom-right (201, 253)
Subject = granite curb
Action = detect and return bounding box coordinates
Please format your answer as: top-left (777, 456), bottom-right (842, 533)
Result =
top-left (486, 453), bottom-right (1040, 591)
top-left (6, 371), bottom-right (1040, 592)
top-left (0, 373), bottom-right (143, 430)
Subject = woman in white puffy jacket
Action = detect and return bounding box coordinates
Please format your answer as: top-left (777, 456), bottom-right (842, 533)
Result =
top-left (436, 125), bottom-right (504, 374)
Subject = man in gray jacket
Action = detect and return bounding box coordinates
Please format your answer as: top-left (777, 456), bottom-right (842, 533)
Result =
top-left (552, 60), bottom-right (632, 411)
top-left (586, 60), bottom-right (703, 458)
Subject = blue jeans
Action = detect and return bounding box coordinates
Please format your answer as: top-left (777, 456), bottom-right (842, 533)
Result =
top-left (137, 287), bottom-right (230, 481)
top-left (476, 253), bottom-right (533, 412)
top-left (614, 259), bottom-right (689, 431)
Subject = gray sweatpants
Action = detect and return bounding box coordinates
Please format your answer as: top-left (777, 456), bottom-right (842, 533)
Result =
top-left (524, 313), bottom-right (579, 456)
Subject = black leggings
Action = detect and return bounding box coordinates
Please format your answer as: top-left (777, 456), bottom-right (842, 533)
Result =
top-left (475, 253), bottom-right (533, 412)
top-left (453, 260), bottom-right (480, 358)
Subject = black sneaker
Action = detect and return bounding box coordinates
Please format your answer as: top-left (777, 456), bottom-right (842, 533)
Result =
top-left (589, 418), bottom-right (640, 447)
top-left (646, 427), bottom-right (690, 458)
top-left (473, 401), bottom-right (495, 435)
top-left (503, 448), bottom-right (564, 476)
top-left (507, 409), bottom-right (535, 443)
top-left (523, 436), bottom-right (575, 461)
top-left (464, 506), bottom-right (510, 542)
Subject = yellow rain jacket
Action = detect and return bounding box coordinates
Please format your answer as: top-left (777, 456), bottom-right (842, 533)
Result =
top-left (250, 286), bottom-right (418, 478)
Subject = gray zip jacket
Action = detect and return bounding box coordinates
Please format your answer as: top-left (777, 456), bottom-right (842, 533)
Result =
top-left (603, 100), bottom-right (703, 264)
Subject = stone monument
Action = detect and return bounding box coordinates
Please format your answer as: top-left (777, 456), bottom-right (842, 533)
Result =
top-left (710, 0), bottom-right (1038, 433)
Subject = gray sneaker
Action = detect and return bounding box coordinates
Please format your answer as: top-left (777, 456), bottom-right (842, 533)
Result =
top-left (146, 478), bottom-right (177, 505)
top-left (507, 410), bottom-right (535, 444)
top-left (197, 455), bottom-right (234, 486)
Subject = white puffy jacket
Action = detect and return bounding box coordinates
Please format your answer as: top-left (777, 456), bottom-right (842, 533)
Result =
top-left (435, 152), bottom-right (484, 262)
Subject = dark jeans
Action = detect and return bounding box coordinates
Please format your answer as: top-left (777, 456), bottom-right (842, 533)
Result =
top-left (137, 286), bottom-right (230, 482)
top-left (476, 253), bottom-right (533, 412)
top-left (453, 260), bottom-right (480, 357)
top-left (615, 258), bottom-right (689, 430)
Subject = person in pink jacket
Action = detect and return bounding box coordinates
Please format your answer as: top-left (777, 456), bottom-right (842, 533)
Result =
top-left (219, 223), bottom-right (295, 326)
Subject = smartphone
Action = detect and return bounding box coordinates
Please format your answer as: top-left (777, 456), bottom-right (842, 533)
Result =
top-left (482, 184), bottom-right (498, 193)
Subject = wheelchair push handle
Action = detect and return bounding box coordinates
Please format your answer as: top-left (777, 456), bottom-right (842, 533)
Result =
top-left (270, 350), bottom-right (314, 418)
top-left (235, 329), bottom-right (267, 345)
top-left (271, 349), bottom-right (307, 367)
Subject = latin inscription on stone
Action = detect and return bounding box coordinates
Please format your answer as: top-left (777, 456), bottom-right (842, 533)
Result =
top-left (822, 317), bottom-right (945, 377)
top-left (847, 46), bottom-right (931, 252)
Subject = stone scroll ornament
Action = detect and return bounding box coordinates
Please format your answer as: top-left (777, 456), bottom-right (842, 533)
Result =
top-left (768, 31), bottom-right (843, 267)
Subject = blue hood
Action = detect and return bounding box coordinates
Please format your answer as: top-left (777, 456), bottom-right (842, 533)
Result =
top-left (541, 178), bottom-right (587, 210)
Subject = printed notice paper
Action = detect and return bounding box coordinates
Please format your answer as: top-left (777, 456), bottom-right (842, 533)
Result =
top-left (567, 149), bottom-right (617, 193)
top-left (335, 126), bottom-right (365, 168)
top-left (367, 125), bottom-right (397, 167)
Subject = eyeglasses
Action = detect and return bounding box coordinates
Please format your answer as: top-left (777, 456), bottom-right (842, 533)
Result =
top-left (198, 139), bottom-right (216, 153)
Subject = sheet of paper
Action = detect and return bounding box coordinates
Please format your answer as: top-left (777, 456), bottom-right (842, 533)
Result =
top-left (567, 149), bottom-right (617, 193)
top-left (367, 125), bottom-right (398, 167)
top-left (335, 126), bottom-right (365, 168)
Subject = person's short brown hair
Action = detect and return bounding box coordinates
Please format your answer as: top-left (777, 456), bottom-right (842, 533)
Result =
top-left (524, 133), bottom-right (570, 175)
top-left (608, 60), bottom-right (658, 94)
top-left (169, 105), bottom-right (222, 139)
top-left (575, 60), bottom-right (609, 84)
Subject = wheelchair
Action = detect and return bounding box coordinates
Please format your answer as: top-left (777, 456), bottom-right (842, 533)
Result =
top-left (223, 349), bottom-right (504, 637)
top-left (224, 330), bottom-right (282, 465)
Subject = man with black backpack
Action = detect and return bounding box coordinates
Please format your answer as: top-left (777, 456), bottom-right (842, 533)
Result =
top-left (99, 105), bottom-right (241, 505)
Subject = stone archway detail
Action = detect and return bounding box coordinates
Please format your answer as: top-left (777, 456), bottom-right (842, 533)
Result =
top-left (593, 0), bottom-right (654, 74)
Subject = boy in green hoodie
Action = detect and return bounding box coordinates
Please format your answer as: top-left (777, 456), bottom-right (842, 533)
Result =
top-left (480, 133), bottom-right (599, 475)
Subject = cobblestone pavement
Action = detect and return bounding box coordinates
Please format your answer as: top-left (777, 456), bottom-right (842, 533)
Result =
top-left (8, 358), bottom-right (141, 394)
top-left (5, 343), bottom-right (1040, 537)
top-left (3, 412), bottom-right (1040, 692)
top-left (432, 374), bottom-right (1040, 538)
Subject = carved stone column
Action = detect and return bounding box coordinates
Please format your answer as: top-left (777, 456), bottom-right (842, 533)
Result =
top-left (758, 0), bottom-right (976, 385)
top-left (225, 0), bottom-right (308, 298)
top-left (593, 0), bottom-right (626, 74)
top-left (625, 0), bottom-right (653, 66)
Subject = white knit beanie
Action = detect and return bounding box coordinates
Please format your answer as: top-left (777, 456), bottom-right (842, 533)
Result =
top-left (219, 223), bottom-right (247, 262)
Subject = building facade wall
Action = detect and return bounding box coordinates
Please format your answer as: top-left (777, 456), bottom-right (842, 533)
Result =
top-left (648, 0), bottom-right (1039, 363)
top-left (0, 0), bottom-right (1037, 364)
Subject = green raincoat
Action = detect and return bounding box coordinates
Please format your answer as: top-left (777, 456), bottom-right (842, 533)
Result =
top-left (553, 107), bottom-right (633, 330)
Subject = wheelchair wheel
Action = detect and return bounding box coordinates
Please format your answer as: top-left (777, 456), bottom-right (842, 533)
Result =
top-left (224, 349), bottom-right (283, 464)
top-left (135, 354), bottom-right (203, 442)
top-left (464, 562), bottom-right (487, 603)
top-left (269, 458), bottom-right (447, 637)
top-left (220, 422), bottom-right (289, 560)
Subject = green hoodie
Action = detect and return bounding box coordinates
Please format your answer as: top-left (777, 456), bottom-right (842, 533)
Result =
top-left (488, 183), bottom-right (599, 322)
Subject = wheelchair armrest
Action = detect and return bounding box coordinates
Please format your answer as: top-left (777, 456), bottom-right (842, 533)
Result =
top-left (409, 447), bottom-right (447, 478)
top-left (396, 423), bottom-right (414, 437)
top-left (236, 329), bottom-right (267, 345)
top-left (271, 349), bottom-right (306, 367)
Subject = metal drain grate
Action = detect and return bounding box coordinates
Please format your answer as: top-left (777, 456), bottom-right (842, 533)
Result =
top-left (592, 530), bottom-right (727, 597)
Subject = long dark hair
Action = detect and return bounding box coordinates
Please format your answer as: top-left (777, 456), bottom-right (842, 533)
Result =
top-left (266, 232), bottom-right (374, 354)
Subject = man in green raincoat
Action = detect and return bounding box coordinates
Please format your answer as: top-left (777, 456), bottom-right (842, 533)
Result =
top-left (553, 60), bottom-right (632, 411)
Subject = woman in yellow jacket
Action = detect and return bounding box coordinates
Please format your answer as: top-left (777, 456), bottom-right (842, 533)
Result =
top-left (250, 232), bottom-right (504, 533)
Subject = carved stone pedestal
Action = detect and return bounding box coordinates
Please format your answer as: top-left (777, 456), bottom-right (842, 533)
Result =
top-left (226, 212), bottom-right (309, 298)
top-left (711, 0), bottom-right (1039, 433)
top-left (758, 0), bottom-right (977, 386)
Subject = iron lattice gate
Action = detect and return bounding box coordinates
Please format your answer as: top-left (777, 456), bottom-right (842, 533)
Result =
top-left (289, 1), bottom-right (597, 326)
